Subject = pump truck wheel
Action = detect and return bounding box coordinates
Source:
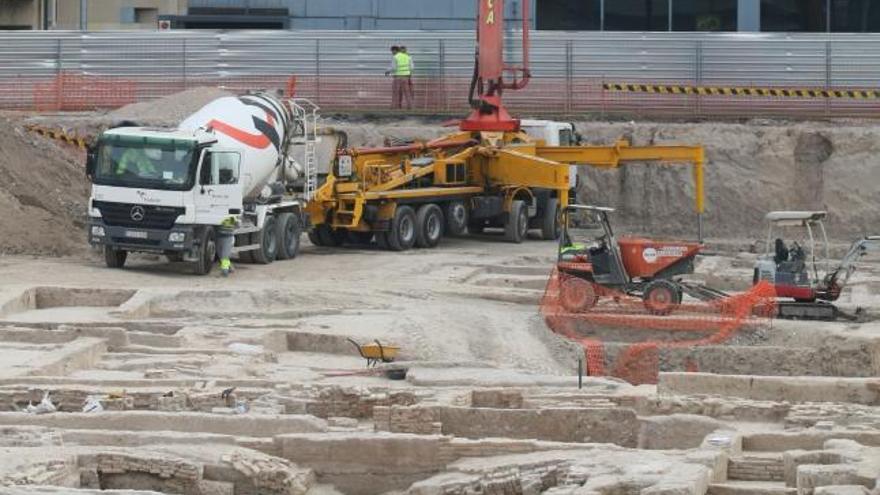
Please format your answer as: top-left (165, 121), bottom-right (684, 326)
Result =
top-left (504, 200), bottom-right (529, 244)
top-left (642, 279), bottom-right (682, 316)
top-left (307, 229), bottom-right (323, 247)
top-left (541, 198), bottom-right (561, 240)
top-left (194, 228), bottom-right (216, 275)
top-left (445, 200), bottom-right (468, 237)
top-left (275, 212), bottom-right (302, 260)
top-left (316, 224), bottom-right (346, 247)
top-left (252, 216), bottom-right (278, 264)
top-left (104, 246), bottom-right (128, 269)
top-left (416, 204), bottom-right (444, 248)
top-left (387, 205), bottom-right (417, 251)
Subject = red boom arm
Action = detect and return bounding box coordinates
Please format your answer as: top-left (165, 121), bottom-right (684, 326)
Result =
top-left (459, 0), bottom-right (531, 132)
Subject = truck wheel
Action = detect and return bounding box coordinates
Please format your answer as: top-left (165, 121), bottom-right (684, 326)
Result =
top-left (415, 204), bottom-right (443, 248)
top-left (104, 246), bottom-right (127, 269)
top-left (642, 280), bottom-right (682, 316)
top-left (540, 198), bottom-right (561, 241)
top-left (387, 205), bottom-right (416, 251)
top-left (307, 229), bottom-right (323, 247)
top-left (194, 228), bottom-right (216, 275)
top-left (275, 212), bottom-right (302, 260)
top-left (252, 216), bottom-right (278, 264)
top-left (445, 200), bottom-right (468, 237)
top-left (504, 200), bottom-right (528, 244)
top-left (316, 224), bottom-right (345, 247)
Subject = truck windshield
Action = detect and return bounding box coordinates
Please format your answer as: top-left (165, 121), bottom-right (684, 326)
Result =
top-left (93, 138), bottom-right (197, 191)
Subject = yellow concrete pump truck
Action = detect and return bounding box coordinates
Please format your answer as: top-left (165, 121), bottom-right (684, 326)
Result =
top-left (306, 0), bottom-right (706, 251)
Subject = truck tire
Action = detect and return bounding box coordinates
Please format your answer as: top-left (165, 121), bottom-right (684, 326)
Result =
top-left (252, 216), bottom-right (278, 264)
top-left (445, 200), bottom-right (468, 237)
top-left (104, 246), bottom-right (127, 269)
top-left (387, 205), bottom-right (417, 251)
top-left (275, 212), bottom-right (302, 260)
top-left (307, 229), bottom-right (323, 247)
top-left (540, 198), bottom-right (561, 240)
top-left (316, 224), bottom-right (345, 247)
top-left (642, 280), bottom-right (682, 316)
top-left (194, 228), bottom-right (216, 275)
top-left (415, 204), bottom-right (443, 248)
top-left (504, 200), bottom-right (528, 244)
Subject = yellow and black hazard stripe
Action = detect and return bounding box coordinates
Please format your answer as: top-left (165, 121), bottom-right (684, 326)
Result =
top-left (25, 124), bottom-right (89, 149)
top-left (603, 83), bottom-right (880, 99)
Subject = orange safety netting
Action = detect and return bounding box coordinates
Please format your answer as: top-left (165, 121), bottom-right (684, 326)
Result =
top-left (540, 267), bottom-right (777, 384)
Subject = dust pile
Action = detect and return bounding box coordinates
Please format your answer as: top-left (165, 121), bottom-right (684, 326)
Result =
top-left (0, 116), bottom-right (88, 256)
top-left (106, 87), bottom-right (233, 126)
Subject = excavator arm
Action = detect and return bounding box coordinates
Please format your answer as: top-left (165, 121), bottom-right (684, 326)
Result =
top-left (824, 236), bottom-right (880, 295)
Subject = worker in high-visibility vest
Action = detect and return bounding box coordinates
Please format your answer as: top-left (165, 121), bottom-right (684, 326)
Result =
top-left (385, 46), bottom-right (413, 109)
top-left (217, 216), bottom-right (237, 277)
top-left (400, 46), bottom-right (415, 108)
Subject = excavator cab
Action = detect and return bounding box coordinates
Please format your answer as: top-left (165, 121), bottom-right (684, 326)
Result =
top-left (754, 211), bottom-right (829, 302)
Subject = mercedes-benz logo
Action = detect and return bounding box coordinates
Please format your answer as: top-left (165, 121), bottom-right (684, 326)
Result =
top-left (130, 206), bottom-right (146, 222)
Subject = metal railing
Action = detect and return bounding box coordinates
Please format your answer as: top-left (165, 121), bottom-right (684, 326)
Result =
top-left (2, 30), bottom-right (880, 118)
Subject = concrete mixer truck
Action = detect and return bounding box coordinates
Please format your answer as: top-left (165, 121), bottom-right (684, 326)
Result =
top-left (86, 94), bottom-right (319, 274)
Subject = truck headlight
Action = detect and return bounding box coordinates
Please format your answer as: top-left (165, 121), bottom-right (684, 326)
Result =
top-left (91, 226), bottom-right (105, 237)
top-left (168, 232), bottom-right (186, 243)
top-left (90, 207), bottom-right (101, 217)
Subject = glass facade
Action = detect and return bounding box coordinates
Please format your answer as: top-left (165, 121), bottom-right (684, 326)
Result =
top-left (535, 0), bottom-right (880, 32)
top-left (672, 0), bottom-right (737, 31)
top-left (605, 0), bottom-right (669, 31)
top-left (761, 0), bottom-right (828, 32)
top-left (830, 0), bottom-right (880, 32)
top-left (536, 0), bottom-right (600, 30)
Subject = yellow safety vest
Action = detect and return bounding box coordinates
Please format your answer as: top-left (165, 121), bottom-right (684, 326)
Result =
top-left (394, 52), bottom-right (412, 76)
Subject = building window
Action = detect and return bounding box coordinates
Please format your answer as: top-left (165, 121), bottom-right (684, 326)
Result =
top-left (605, 0), bottom-right (670, 31)
top-left (673, 0), bottom-right (737, 31)
top-left (761, 0), bottom-right (827, 32)
top-left (536, 0), bottom-right (600, 30)
top-left (135, 8), bottom-right (159, 25)
top-left (831, 0), bottom-right (880, 32)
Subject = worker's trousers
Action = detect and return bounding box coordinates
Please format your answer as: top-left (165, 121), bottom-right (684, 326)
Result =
top-left (217, 227), bottom-right (235, 270)
top-left (392, 76), bottom-right (413, 109)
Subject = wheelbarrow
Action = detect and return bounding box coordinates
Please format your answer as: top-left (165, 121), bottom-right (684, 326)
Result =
top-left (347, 338), bottom-right (399, 368)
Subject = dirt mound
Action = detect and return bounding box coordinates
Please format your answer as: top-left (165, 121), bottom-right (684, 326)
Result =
top-left (0, 116), bottom-right (88, 256)
top-left (106, 87), bottom-right (233, 126)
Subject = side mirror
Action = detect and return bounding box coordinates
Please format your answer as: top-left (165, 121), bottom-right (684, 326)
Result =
top-left (85, 146), bottom-right (97, 180)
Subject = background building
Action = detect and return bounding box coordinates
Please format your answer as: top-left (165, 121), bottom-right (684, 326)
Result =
top-left (2, 0), bottom-right (880, 32)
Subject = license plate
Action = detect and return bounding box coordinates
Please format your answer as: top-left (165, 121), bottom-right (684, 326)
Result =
top-left (125, 230), bottom-right (148, 239)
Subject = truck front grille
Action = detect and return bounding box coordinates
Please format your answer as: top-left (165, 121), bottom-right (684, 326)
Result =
top-left (94, 201), bottom-right (184, 230)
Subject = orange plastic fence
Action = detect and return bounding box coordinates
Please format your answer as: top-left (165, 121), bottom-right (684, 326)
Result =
top-left (540, 267), bottom-right (777, 384)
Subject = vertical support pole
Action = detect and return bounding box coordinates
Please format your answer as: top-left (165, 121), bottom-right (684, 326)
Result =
top-left (565, 40), bottom-right (573, 114)
top-left (182, 38), bottom-right (187, 91)
top-left (80, 0), bottom-right (87, 31)
top-left (599, 0), bottom-right (605, 30)
top-left (55, 38), bottom-right (62, 111)
top-left (695, 40), bottom-right (703, 118)
top-left (668, 0), bottom-right (673, 31)
top-left (315, 39), bottom-right (321, 105)
top-left (825, 40), bottom-right (832, 118)
top-left (438, 39), bottom-right (446, 111)
top-left (578, 357), bottom-right (583, 389)
top-left (826, 0), bottom-right (831, 32)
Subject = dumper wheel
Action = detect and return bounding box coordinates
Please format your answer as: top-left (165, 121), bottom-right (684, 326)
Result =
top-left (559, 276), bottom-right (599, 313)
top-left (416, 204), bottom-right (444, 248)
top-left (504, 200), bottom-right (528, 243)
top-left (252, 216), bottom-right (278, 264)
top-left (193, 228), bottom-right (216, 276)
top-left (445, 200), bottom-right (468, 237)
top-left (643, 280), bottom-right (682, 316)
top-left (540, 198), bottom-right (561, 241)
top-left (387, 206), bottom-right (417, 251)
top-left (275, 212), bottom-right (302, 260)
top-left (104, 246), bottom-right (127, 269)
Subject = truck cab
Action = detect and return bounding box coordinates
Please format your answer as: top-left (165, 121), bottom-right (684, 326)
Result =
top-left (87, 127), bottom-right (243, 272)
top-left (520, 119), bottom-right (579, 190)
